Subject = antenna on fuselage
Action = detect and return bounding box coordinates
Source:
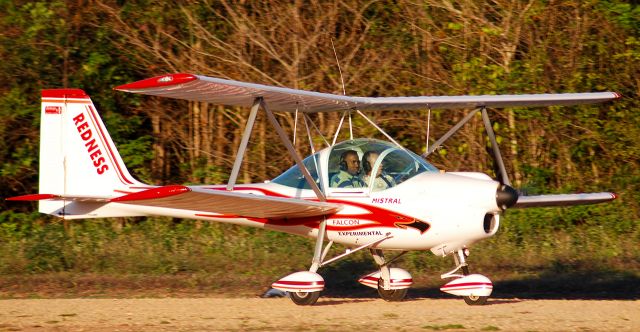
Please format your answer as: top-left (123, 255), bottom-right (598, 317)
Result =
top-left (330, 37), bottom-right (353, 142)
top-left (330, 38), bottom-right (346, 96)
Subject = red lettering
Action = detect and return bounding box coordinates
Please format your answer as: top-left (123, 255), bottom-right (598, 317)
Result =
top-left (86, 139), bottom-right (99, 154)
top-left (74, 112), bottom-right (110, 176)
top-left (97, 164), bottom-right (109, 175)
top-left (73, 113), bottom-right (85, 125)
top-left (77, 122), bottom-right (89, 133)
top-left (81, 129), bottom-right (92, 141)
top-left (93, 156), bottom-right (105, 167)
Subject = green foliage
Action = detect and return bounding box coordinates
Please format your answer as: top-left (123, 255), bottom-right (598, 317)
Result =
top-left (0, 1), bottom-right (638, 283)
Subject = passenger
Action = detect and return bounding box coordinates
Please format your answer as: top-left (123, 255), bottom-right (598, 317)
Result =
top-left (330, 150), bottom-right (366, 188)
top-left (362, 151), bottom-right (395, 190)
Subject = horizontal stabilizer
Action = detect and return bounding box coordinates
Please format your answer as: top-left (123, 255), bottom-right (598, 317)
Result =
top-left (111, 185), bottom-right (342, 219)
top-left (7, 193), bottom-right (111, 203)
top-left (115, 73), bottom-right (620, 113)
top-left (513, 192), bottom-right (617, 208)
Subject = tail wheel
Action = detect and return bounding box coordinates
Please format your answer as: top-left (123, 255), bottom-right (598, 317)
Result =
top-left (463, 295), bottom-right (488, 306)
top-left (289, 291), bottom-right (321, 305)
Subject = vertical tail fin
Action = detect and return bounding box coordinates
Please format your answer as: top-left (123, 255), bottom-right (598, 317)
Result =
top-left (39, 89), bottom-right (147, 217)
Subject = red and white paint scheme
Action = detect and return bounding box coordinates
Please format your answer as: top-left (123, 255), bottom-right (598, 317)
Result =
top-left (440, 274), bottom-right (493, 305)
top-left (440, 274), bottom-right (493, 297)
top-left (358, 268), bottom-right (413, 289)
top-left (272, 271), bottom-right (325, 293)
top-left (8, 74), bottom-right (619, 306)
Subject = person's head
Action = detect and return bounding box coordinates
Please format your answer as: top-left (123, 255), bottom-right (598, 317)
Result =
top-left (362, 151), bottom-right (382, 177)
top-left (340, 150), bottom-right (361, 176)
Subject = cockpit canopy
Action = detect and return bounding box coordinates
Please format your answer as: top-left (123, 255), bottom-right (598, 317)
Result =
top-left (272, 139), bottom-right (438, 192)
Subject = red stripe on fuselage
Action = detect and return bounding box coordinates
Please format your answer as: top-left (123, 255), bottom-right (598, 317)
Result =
top-left (199, 186), bottom-right (429, 233)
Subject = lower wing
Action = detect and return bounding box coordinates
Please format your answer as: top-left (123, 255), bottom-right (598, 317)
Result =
top-left (8, 185), bottom-right (342, 219)
top-left (514, 192), bottom-right (617, 208)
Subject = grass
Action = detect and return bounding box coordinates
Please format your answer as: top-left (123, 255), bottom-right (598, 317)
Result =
top-left (0, 211), bottom-right (637, 299)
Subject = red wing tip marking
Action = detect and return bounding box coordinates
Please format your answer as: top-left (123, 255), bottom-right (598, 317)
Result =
top-left (6, 194), bottom-right (59, 201)
top-left (42, 89), bottom-right (89, 99)
top-left (611, 192), bottom-right (618, 200)
top-left (111, 185), bottom-right (190, 202)
top-left (115, 73), bottom-right (198, 91)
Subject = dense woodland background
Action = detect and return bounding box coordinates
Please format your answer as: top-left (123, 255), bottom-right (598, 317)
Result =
top-left (0, 0), bottom-right (638, 295)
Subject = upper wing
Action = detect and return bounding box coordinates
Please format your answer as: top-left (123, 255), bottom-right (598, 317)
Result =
top-left (115, 73), bottom-right (620, 113)
top-left (8, 186), bottom-right (342, 219)
top-left (513, 192), bottom-right (617, 208)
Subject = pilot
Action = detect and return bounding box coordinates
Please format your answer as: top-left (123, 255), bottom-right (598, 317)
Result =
top-left (362, 151), bottom-right (395, 190)
top-left (330, 150), bottom-right (366, 188)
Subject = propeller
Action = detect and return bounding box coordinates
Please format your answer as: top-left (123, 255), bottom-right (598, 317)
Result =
top-left (480, 108), bottom-right (519, 210)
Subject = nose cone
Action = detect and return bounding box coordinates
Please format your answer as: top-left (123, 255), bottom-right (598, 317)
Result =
top-left (496, 184), bottom-right (519, 209)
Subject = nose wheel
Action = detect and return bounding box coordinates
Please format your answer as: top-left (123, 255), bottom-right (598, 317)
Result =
top-left (440, 248), bottom-right (492, 305)
top-left (458, 256), bottom-right (488, 305)
top-left (463, 294), bottom-right (488, 306)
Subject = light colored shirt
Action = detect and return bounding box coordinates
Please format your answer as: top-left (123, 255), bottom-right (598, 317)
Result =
top-left (330, 171), bottom-right (366, 188)
top-left (363, 173), bottom-right (395, 191)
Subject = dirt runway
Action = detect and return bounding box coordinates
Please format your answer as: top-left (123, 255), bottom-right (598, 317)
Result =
top-left (0, 297), bottom-right (637, 331)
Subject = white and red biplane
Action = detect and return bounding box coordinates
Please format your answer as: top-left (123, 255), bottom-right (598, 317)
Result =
top-left (9, 73), bottom-right (619, 305)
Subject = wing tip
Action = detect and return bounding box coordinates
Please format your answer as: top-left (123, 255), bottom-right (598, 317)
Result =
top-left (114, 73), bottom-right (198, 91)
top-left (6, 194), bottom-right (60, 201)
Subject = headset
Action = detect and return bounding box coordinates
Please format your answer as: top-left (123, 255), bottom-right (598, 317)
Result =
top-left (339, 150), bottom-right (359, 171)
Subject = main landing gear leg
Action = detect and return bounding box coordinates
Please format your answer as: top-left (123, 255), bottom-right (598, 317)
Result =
top-left (371, 249), bottom-right (408, 301)
top-left (453, 249), bottom-right (488, 306)
top-left (288, 219), bottom-right (329, 306)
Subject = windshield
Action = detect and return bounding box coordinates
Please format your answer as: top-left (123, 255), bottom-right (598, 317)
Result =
top-left (328, 139), bottom-right (438, 191)
top-left (271, 153), bottom-right (321, 189)
top-left (368, 148), bottom-right (433, 191)
top-left (272, 139), bottom-right (438, 191)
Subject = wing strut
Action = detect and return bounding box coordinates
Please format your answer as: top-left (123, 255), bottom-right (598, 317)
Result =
top-left (423, 108), bottom-right (480, 157)
top-left (332, 111), bottom-right (347, 146)
top-left (356, 110), bottom-right (404, 149)
top-left (262, 99), bottom-right (326, 202)
top-left (227, 98), bottom-right (261, 190)
top-left (263, 99), bottom-right (330, 271)
top-left (226, 97), bottom-right (325, 202)
top-left (481, 107), bottom-right (510, 186)
top-left (303, 113), bottom-right (330, 148)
